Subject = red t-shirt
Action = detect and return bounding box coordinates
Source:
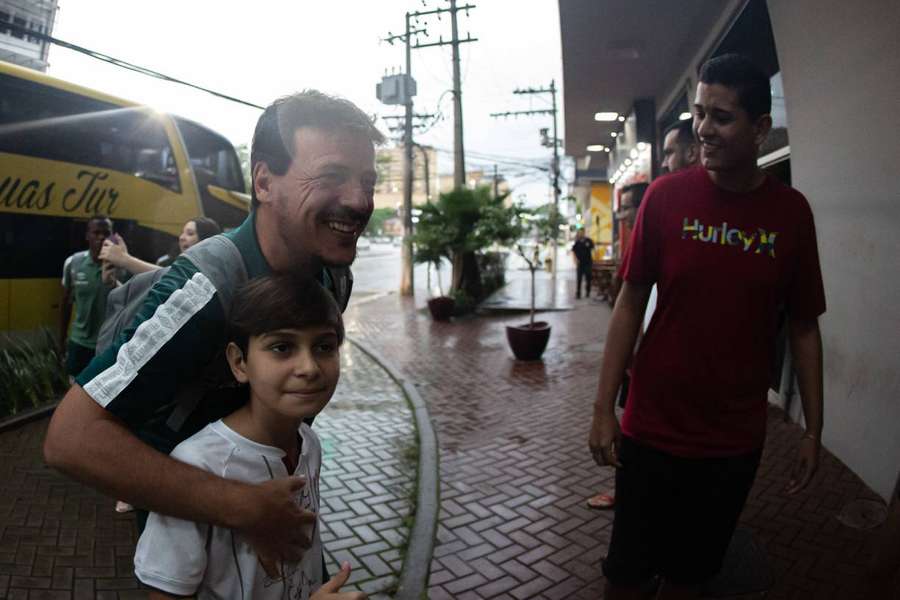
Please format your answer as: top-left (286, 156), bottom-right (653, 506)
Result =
top-left (620, 167), bottom-right (826, 457)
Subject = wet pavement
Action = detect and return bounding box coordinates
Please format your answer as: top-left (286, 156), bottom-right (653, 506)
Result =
top-left (0, 343), bottom-right (415, 599)
top-left (2, 266), bottom-right (899, 599)
top-left (344, 270), bottom-right (898, 600)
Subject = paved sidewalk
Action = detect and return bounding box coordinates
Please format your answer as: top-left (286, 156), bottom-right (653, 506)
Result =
top-left (0, 342), bottom-right (416, 599)
top-left (344, 271), bottom-right (898, 600)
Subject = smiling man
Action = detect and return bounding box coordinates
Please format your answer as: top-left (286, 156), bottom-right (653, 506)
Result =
top-left (589, 55), bottom-right (825, 599)
top-left (44, 90), bottom-right (384, 575)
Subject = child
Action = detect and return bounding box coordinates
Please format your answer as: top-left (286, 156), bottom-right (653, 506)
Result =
top-left (133, 274), bottom-right (366, 600)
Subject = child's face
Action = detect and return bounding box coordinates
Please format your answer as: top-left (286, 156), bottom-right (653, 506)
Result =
top-left (228, 325), bottom-right (340, 420)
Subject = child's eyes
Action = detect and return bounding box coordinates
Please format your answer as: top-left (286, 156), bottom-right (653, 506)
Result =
top-left (268, 342), bottom-right (292, 354)
top-left (314, 342), bottom-right (338, 355)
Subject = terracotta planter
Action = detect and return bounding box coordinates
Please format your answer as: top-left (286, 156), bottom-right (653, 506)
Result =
top-left (427, 296), bottom-right (455, 321)
top-left (506, 321), bottom-right (551, 361)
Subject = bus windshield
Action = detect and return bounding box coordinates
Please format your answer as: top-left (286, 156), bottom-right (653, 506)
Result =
top-left (174, 117), bottom-right (245, 193)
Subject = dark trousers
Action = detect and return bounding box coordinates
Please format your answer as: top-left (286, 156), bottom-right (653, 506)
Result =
top-left (576, 261), bottom-right (592, 297)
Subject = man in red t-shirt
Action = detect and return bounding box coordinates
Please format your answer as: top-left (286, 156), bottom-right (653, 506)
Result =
top-left (588, 54), bottom-right (826, 600)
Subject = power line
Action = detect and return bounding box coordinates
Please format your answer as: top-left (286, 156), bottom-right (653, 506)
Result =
top-left (6, 20), bottom-right (264, 110)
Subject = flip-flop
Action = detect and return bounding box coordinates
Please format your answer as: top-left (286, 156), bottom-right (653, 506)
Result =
top-left (586, 493), bottom-right (615, 509)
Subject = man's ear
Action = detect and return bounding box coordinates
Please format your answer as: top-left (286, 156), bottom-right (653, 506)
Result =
top-left (226, 342), bottom-right (249, 383)
top-left (253, 162), bottom-right (274, 206)
top-left (753, 114), bottom-right (773, 148)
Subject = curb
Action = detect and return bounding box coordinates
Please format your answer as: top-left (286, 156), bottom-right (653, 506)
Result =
top-left (347, 336), bottom-right (439, 600)
top-left (0, 402), bottom-right (58, 434)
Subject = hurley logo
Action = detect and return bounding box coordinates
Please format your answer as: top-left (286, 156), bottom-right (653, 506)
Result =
top-left (682, 218), bottom-right (777, 258)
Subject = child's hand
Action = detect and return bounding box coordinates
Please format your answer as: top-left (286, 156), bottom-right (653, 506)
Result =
top-left (311, 562), bottom-right (367, 599)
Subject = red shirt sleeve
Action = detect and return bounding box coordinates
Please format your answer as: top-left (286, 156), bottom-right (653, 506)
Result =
top-left (620, 186), bottom-right (662, 284)
top-left (786, 198), bottom-right (826, 319)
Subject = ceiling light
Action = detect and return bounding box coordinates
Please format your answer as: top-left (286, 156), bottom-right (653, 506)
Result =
top-left (604, 147), bottom-right (611, 153)
top-left (617, 115), bottom-right (626, 122)
top-left (629, 148), bottom-right (639, 159)
top-left (625, 159), bottom-right (632, 166)
top-left (594, 112), bottom-right (619, 122)
top-left (679, 112), bottom-right (692, 121)
top-left (637, 142), bottom-right (648, 151)
top-left (610, 132), bottom-right (618, 138)
top-left (586, 144), bottom-right (606, 152)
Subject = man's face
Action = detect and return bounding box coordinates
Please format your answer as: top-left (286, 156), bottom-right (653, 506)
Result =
top-left (86, 219), bottom-right (112, 259)
top-left (661, 129), bottom-right (698, 174)
top-left (262, 127), bottom-right (376, 269)
top-left (693, 82), bottom-right (770, 173)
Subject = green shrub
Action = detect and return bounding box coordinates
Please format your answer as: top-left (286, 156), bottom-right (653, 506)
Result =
top-left (450, 288), bottom-right (476, 316)
top-left (0, 329), bottom-right (68, 419)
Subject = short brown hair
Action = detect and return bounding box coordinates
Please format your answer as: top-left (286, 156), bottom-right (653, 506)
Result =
top-left (227, 274), bottom-right (345, 355)
top-left (250, 90), bottom-right (385, 207)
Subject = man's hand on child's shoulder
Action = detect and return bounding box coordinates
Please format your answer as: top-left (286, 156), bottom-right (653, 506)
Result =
top-left (233, 476), bottom-right (317, 576)
top-left (312, 562), bottom-right (368, 600)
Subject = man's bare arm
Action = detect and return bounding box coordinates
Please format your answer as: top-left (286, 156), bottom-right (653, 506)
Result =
top-left (588, 281), bottom-right (652, 466)
top-left (44, 385), bottom-right (314, 565)
top-left (785, 317), bottom-right (824, 494)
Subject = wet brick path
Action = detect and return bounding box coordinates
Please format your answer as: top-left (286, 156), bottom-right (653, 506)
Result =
top-left (0, 342), bottom-right (415, 599)
top-left (344, 276), bottom-right (897, 600)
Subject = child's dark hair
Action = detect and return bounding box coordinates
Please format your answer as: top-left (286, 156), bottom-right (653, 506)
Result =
top-left (227, 274), bottom-right (345, 355)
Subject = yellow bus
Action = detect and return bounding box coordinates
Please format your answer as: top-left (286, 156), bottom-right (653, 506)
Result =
top-left (0, 59), bottom-right (250, 335)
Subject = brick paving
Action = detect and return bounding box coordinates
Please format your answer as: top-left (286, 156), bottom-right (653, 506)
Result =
top-left (344, 272), bottom-right (899, 600)
top-left (0, 342), bottom-right (416, 599)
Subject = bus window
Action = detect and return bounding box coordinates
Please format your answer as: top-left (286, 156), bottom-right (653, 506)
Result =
top-left (174, 117), bottom-right (244, 193)
top-left (0, 74), bottom-right (180, 192)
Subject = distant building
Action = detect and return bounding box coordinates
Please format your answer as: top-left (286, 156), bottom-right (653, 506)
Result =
top-left (0, 0), bottom-right (58, 71)
top-left (437, 169), bottom-right (510, 198)
top-left (374, 144), bottom-right (439, 211)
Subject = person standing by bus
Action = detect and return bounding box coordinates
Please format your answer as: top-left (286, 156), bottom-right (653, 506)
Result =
top-left (44, 90), bottom-right (384, 576)
top-left (99, 217), bottom-right (222, 275)
top-left (60, 215), bottom-right (122, 377)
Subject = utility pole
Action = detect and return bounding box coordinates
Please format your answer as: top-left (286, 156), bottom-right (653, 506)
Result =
top-left (450, 0), bottom-right (466, 189)
top-left (379, 17), bottom-right (426, 296)
top-left (490, 80), bottom-right (562, 272)
top-left (402, 1), bottom-right (477, 190)
top-left (493, 164), bottom-right (499, 199)
top-left (379, 2), bottom-right (476, 295)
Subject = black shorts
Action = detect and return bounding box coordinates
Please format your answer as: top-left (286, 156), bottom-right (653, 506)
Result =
top-left (602, 435), bottom-right (761, 587)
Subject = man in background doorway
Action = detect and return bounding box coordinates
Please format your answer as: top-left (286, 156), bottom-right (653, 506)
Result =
top-left (572, 227), bottom-right (596, 299)
top-left (661, 118), bottom-right (700, 175)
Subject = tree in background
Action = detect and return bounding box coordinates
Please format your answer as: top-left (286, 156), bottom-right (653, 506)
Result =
top-left (365, 207), bottom-right (398, 236)
top-left (413, 186), bottom-right (519, 300)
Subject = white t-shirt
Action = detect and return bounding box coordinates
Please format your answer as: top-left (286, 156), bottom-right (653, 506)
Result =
top-left (134, 420), bottom-right (323, 600)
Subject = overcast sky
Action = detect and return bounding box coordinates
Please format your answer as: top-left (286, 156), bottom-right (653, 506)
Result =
top-left (47, 0), bottom-right (565, 206)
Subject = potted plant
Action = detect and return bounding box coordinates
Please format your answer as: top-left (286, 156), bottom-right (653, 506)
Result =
top-left (414, 187), bottom-right (519, 320)
top-left (505, 205), bottom-right (565, 361)
top-left (413, 205), bottom-right (455, 321)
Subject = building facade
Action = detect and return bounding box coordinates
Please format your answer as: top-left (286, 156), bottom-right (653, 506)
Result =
top-left (0, 0), bottom-right (57, 71)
